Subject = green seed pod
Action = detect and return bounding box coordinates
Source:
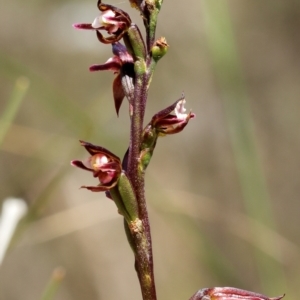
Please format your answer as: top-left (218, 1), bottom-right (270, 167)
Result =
top-left (123, 219), bottom-right (137, 254)
top-left (127, 24), bottom-right (146, 60)
top-left (109, 187), bottom-right (131, 222)
top-left (139, 148), bottom-right (153, 173)
top-left (117, 171), bottom-right (139, 221)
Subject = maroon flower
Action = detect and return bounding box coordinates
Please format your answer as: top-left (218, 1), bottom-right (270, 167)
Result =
top-left (73, 0), bottom-right (131, 44)
top-left (71, 140), bottom-right (122, 192)
top-left (189, 287), bottom-right (285, 300)
top-left (150, 94), bottom-right (195, 135)
top-left (89, 42), bottom-right (134, 115)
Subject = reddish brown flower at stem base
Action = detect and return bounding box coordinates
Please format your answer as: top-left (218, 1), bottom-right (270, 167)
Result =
top-left (89, 42), bottom-right (134, 115)
top-left (189, 287), bottom-right (285, 300)
top-left (71, 140), bottom-right (122, 192)
top-left (73, 0), bottom-right (131, 44)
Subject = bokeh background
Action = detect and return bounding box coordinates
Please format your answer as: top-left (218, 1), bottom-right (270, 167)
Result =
top-left (0, 0), bottom-right (299, 299)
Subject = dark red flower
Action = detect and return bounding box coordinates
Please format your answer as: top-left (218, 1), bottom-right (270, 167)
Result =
top-left (71, 140), bottom-right (122, 192)
top-left (150, 94), bottom-right (195, 135)
top-left (89, 42), bottom-right (134, 115)
top-left (73, 0), bottom-right (131, 44)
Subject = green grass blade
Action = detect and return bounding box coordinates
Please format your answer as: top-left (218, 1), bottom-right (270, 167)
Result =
top-left (0, 76), bottom-right (29, 146)
top-left (41, 267), bottom-right (66, 300)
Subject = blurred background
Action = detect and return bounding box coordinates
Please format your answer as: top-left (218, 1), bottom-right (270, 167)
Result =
top-left (0, 0), bottom-right (299, 299)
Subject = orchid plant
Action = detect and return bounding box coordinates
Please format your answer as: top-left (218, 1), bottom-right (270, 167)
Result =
top-left (71, 1), bottom-right (285, 300)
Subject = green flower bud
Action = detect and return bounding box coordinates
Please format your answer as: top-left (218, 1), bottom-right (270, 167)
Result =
top-left (151, 37), bottom-right (169, 62)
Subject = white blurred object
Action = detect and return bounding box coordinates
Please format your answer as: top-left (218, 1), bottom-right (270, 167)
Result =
top-left (0, 198), bottom-right (28, 264)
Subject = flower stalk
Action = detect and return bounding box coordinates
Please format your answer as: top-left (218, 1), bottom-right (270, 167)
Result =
top-left (127, 64), bottom-right (155, 300)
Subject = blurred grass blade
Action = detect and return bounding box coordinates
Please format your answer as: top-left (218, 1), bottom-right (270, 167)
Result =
top-left (0, 76), bottom-right (29, 146)
top-left (41, 267), bottom-right (66, 300)
top-left (201, 0), bottom-right (286, 294)
top-left (0, 198), bottom-right (28, 264)
top-left (6, 165), bottom-right (70, 255)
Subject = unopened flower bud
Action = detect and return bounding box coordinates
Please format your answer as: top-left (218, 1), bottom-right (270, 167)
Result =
top-left (151, 37), bottom-right (169, 62)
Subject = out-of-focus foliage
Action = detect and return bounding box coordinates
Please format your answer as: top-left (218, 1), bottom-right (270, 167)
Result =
top-left (0, 0), bottom-right (299, 299)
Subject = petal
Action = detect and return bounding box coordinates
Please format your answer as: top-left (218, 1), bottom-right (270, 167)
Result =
top-left (151, 94), bottom-right (185, 125)
top-left (120, 74), bottom-right (134, 103)
top-left (175, 98), bottom-right (187, 120)
top-left (71, 160), bottom-right (93, 172)
top-left (79, 140), bottom-right (121, 163)
top-left (92, 12), bottom-right (116, 29)
top-left (159, 112), bottom-right (194, 135)
top-left (98, 2), bottom-right (131, 26)
top-left (96, 30), bottom-right (122, 44)
top-left (112, 43), bottom-right (134, 63)
top-left (73, 23), bottom-right (95, 30)
top-left (113, 74), bottom-right (125, 116)
top-left (89, 57), bottom-right (122, 72)
top-left (81, 180), bottom-right (117, 192)
top-left (81, 185), bottom-right (109, 192)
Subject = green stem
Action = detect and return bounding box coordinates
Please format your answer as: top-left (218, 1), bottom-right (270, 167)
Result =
top-left (144, 2), bottom-right (160, 52)
top-left (125, 4), bottom-right (162, 298)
